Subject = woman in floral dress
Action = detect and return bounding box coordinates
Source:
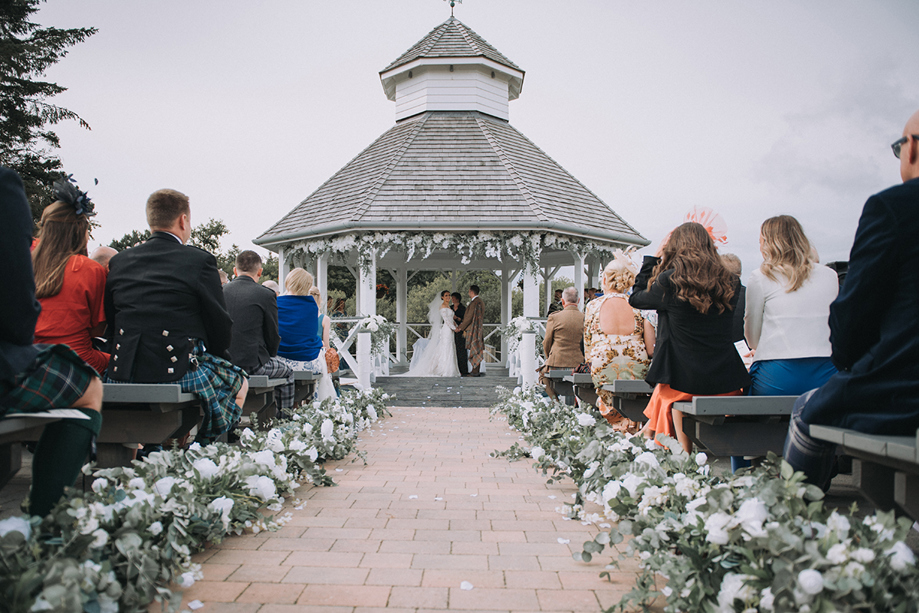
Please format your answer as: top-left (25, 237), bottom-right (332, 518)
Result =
top-left (584, 251), bottom-right (655, 432)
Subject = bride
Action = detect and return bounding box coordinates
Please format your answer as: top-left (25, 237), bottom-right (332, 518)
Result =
top-left (407, 291), bottom-right (461, 377)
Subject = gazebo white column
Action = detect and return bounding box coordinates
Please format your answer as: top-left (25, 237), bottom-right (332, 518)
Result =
top-left (572, 251), bottom-right (586, 312)
top-left (357, 250), bottom-right (377, 389)
top-left (500, 265), bottom-right (514, 364)
top-left (278, 247), bottom-right (290, 292)
top-left (316, 253), bottom-right (329, 309)
top-left (520, 267), bottom-right (539, 387)
top-left (394, 267), bottom-right (408, 365)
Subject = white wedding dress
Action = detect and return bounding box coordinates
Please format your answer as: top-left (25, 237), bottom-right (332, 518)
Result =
top-left (407, 302), bottom-right (461, 377)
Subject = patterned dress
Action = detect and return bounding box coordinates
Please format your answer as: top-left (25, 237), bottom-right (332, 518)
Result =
top-left (583, 293), bottom-right (651, 431)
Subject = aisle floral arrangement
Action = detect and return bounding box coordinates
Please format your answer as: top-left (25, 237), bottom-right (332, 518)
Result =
top-left (491, 386), bottom-right (919, 613)
top-left (498, 316), bottom-right (545, 363)
top-left (0, 388), bottom-right (391, 613)
top-left (356, 314), bottom-right (396, 358)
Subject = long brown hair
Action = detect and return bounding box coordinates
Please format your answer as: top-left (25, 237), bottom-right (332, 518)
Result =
top-left (32, 200), bottom-right (90, 299)
top-left (760, 215), bottom-right (814, 293)
top-left (649, 222), bottom-right (736, 314)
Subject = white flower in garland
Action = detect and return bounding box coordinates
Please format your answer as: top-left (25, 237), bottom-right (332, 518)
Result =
top-left (320, 419), bottom-right (335, 441)
top-left (0, 516), bottom-right (31, 540)
top-left (192, 458), bottom-right (219, 480)
top-left (715, 573), bottom-right (756, 613)
top-left (886, 541), bottom-right (916, 572)
top-left (153, 476), bottom-right (176, 498)
top-left (576, 413), bottom-right (596, 427)
top-left (244, 475), bottom-right (277, 502)
top-left (208, 496), bottom-right (235, 530)
top-left (797, 569), bottom-right (824, 595)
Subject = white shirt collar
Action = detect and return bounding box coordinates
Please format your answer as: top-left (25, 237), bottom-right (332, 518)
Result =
top-left (470, 295), bottom-right (478, 302)
top-left (161, 231), bottom-right (184, 245)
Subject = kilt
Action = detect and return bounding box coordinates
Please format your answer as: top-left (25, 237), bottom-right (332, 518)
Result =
top-left (0, 344), bottom-right (95, 415)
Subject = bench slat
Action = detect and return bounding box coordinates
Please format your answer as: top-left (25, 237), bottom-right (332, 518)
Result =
top-left (809, 424), bottom-right (845, 445)
top-left (103, 383), bottom-right (197, 404)
top-left (678, 396), bottom-right (797, 416)
top-left (293, 371), bottom-right (320, 381)
top-left (602, 380), bottom-right (654, 395)
top-left (0, 410), bottom-right (88, 436)
top-left (565, 373), bottom-right (595, 385)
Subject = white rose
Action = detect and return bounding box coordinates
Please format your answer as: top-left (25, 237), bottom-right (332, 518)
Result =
top-left (251, 450), bottom-right (275, 468)
top-left (797, 569), bottom-right (824, 595)
top-left (716, 573), bottom-right (755, 612)
top-left (576, 413), bottom-right (596, 427)
top-left (127, 478), bottom-right (146, 490)
top-left (91, 478), bottom-right (108, 494)
top-left (734, 498), bottom-right (768, 538)
top-left (266, 429), bottom-right (285, 452)
top-left (704, 512), bottom-right (732, 545)
top-left (885, 541), bottom-right (916, 572)
top-left (602, 480), bottom-right (622, 503)
top-left (366, 407), bottom-right (377, 421)
top-left (149, 521), bottom-right (163, 536)
top-left (192, 458), bottom-right (219, 480)
top-left (153, 477), bottom-right (176, 498)
top-left (850, 548), bottom-right (875, 564)
top-left (239, 428), bottom-right (255, 445)
top-left (321, 419), bottom-right (335, 441)
top-left (826, 512), bottom-right (850, 538)
top-left (826, 543), bottom-right (848, 565)
top-left (583, 461), bottom-right (600, 479)
top-left (178, 572), bottom-right (196, 588)
top-left (634, 452), bottom-right (661, 471)
top-left (91, 528), bottom-right (109, 548)
top-left (0, 516), bottom-right (31, 540)
top-left (208, 496), bottom-right (235, 530)
top-left (529, 446), bottom-right (544, 460)
top-left (695, 452), bottom-right (708, 466)
top-left (306, 447), bottom-right (319, 462)
top-left (245, 475), bottom-right (277, 501)
top-left (289, 439), bottom-right (307, 452)
top-left (759, 587), bottom-right (775, 610)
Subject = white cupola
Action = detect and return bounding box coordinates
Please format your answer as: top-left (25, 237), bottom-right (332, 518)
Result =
top-left (379, 17), bottom-right (525, 122)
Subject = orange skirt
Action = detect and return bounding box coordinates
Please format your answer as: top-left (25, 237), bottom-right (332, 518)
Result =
top-left (643, 384), bottom-right (742, 441)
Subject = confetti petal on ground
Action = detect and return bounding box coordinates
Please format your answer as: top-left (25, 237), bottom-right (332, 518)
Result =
top-left (188, 601), bottom-right (204, 610)
top-left (548, 495), bottom-right (557, 499)
top-left (408, 495), bottom-right (418, 499)
top-left (460, 581), bottom-right (474, 590)
top-left (558, 538), bottom-right (570, 544)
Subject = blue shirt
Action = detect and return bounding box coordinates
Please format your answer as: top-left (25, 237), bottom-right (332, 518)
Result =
top-left (277, 295), bottom-right (322, 362)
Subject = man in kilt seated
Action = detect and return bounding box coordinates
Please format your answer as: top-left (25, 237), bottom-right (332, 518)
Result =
top-left (0, 167), bottom-right (104, 517)
top-left (104, 189), bottom-right (248, 442)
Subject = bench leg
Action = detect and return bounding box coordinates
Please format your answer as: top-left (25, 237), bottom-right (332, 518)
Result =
top-left (96, 443), bottom-right (136, 469)
top-left (895, 471), bottom-right (919, 522)
top-left (0, 443), bottom-right (23, 489)
top-left (852, 459), bottom-right (897, 512)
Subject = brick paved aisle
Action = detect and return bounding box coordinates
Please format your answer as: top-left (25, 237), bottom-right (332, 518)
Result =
top-left (181, 406), bottom-right (641, 613)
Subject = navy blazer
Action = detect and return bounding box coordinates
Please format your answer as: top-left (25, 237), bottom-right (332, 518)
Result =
top-left (801, 177), bottom-right (919, 433)
top-left (223, 275), bottom-right (280, 374)
top-left (104, 232), bottom-right (233, 383)
top-left (630, 256), bottom-right (750, 395)
top-left (0, 167), bottom-right (41, 385)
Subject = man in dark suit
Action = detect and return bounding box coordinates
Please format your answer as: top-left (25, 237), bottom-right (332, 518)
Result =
top-left (0, 167), bottom-right (103, 517)
top-left (224, 250), bottom-right (294, 412)
top-left (720, 254), bottom-right (746, 344)
top-left (546, 289), bottom-right (563, 317)
top-left (105, 189), bottom-right (247, 441)
top-left (451, 292), bottom-right (468, 376)
top-left (785, 109), bottom-right (919, 490)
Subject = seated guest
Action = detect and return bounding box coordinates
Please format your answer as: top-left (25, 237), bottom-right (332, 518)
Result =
top-left (630, 222), bottom-right (750, 454)
top-left (219, 269), bottom-right (229, 286)
top-left (308, 287), bottom-right (337, 401)
top-left (746, 216), bottom-right (838, 396)
top-left (785, 110), bottom-right (919, 490)
top-left (1, 168), bottom-right (103, 517)
top-left (89, 246), bottom-right (118, 272)
top-left (584, 251), bottom-right (655, 431)
top-left (223, 250), bottom-right (295, 413)
top-left (546, 289), bottom-right (563, 317)
top-left (105, 189), bottom-right (247, 443)
top-left (262, 279), bottom-right (280, 296)
top-left (31, 181), bottom-right (110, 374)
top-left (720, 253), bottom-right (746, 343)
top-left (541, 287), bottom-right (585, 400)
top-left (277, 268), bottom-right (325, 376)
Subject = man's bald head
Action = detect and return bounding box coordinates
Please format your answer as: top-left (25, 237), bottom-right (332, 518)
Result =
top-left (900, 110), bottom-right (919, 183)
top-left (90, 246), bottom-right (118, 271)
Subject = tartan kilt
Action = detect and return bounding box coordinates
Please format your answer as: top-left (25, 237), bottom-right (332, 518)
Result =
top-left (0, 344), bottom-right (95, 415)
top-left (176, 343), bottom-right (245, 440)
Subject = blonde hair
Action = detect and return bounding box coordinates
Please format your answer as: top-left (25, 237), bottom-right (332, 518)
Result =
top-left (286, 268), bottom-right (314, 296)
top-left (760, 215), bottom-right (814, 293)
top-left (601, 250), bottom-right (638, 295)
top-left (309, 286), bottom-right (324, 312)
top-left (720, 253), bottom-right (742, 277)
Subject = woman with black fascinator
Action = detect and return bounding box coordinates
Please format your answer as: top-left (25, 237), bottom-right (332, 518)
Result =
top-left (31, 176), bottom-right (110, 374)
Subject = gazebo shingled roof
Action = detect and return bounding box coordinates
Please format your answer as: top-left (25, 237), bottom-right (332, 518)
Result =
top-left (255, 111), bottom-right (646, 248)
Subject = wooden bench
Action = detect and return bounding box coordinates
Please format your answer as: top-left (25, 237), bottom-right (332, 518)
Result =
top-left (0, 409), bottom-right (89, 488)
top-left (810, 424), bottom-right (919, 522)
top-left (293, 371), bottom-right (321, 406)
top-left (98, 383), bottom-right (202, 467)
top-left (600, 380), bottom-right (654, 423)
top-left (546, 369), bottom-right (576, 404)
top-left (244, 375), bottom-right (288, 423)
top-left (672, 396), bottom-right (798, 457)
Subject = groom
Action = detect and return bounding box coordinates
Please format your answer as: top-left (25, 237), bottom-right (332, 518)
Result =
top-left (451, 292), bottom-right (467, 376)
top-left (456, 285), bottom-right (485, 377)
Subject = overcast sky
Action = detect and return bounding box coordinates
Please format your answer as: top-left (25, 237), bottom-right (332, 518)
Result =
top-left (37, 0), bottom-right (919, 278)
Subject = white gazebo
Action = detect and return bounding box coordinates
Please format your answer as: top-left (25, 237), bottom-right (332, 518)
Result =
top-left (254, 17), bottom-right (648, 388)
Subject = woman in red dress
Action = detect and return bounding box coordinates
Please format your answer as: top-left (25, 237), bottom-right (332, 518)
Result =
top-left (32, 179), bottom-right (110, 374)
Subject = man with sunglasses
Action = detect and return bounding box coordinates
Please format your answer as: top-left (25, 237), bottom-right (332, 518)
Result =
top-left (784, 110), bottom-right (919, 490)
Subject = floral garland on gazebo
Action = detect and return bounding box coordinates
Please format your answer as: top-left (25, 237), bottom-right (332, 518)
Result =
top-left (285, 231), bottom-right (632, 274)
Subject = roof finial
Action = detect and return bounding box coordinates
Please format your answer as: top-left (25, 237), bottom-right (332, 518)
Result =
top-left (444, 0), bottom-right (461, 17)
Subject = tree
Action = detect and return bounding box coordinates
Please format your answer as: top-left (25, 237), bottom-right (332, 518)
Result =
top-left (108, 229), bottom-right (151, 251)
top-left (0, 1), bottom-right (95, 224)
